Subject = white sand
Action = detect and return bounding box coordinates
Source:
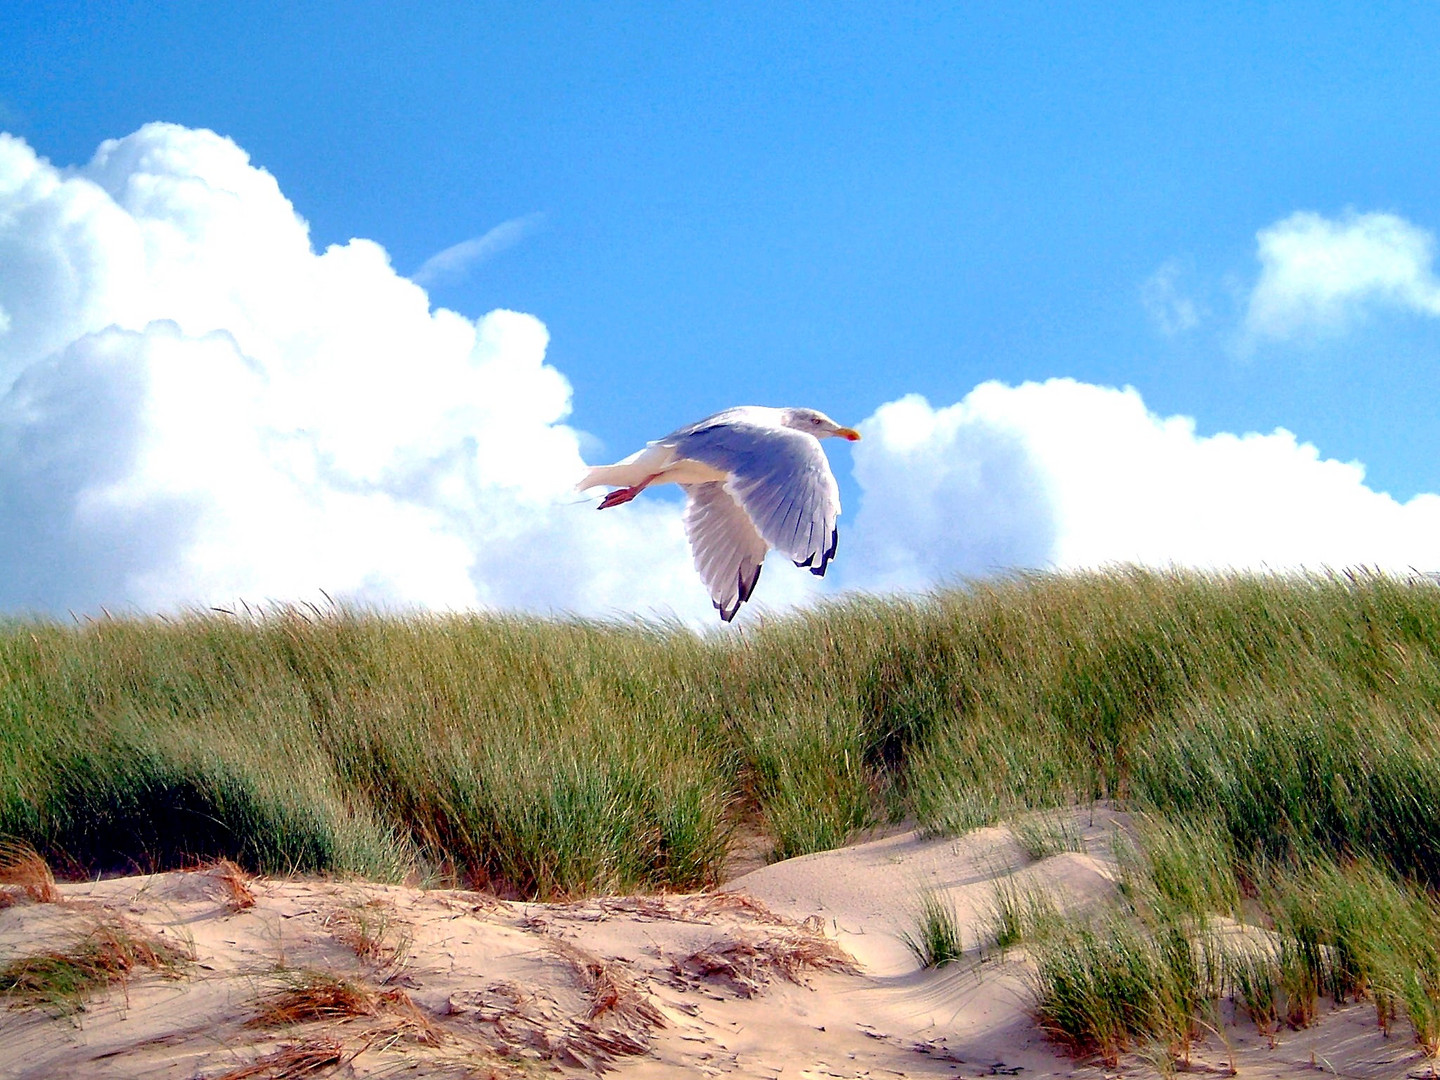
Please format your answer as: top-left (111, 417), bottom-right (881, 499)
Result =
top-left (0, 809), bottom-right (1426, 1079)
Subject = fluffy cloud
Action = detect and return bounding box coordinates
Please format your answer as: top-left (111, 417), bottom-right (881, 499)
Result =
top-left (1244, 210), bottom-right (1440, 342)
top-left (0, 123), bottom-right (784, 619)
top-left (843, 393), bottom-right (1056, 591)
top-left (845, 379), bottom-right (1440, 589)
top-left (2, 123), bottom-right (1436, 622)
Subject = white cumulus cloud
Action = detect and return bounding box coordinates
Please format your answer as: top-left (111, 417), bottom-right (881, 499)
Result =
top-left (1244, 210), bottom-right (1440, 342)
top-left (845, 379), bottom-right (1440, 589)
top-left (0, 123), bottom-right (773, 619)
top-left (3, 123), bottom-right (1437, 622)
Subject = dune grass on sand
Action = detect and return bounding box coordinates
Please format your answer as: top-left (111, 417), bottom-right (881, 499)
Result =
top-left (4, 569), bottom-right (1440, 903)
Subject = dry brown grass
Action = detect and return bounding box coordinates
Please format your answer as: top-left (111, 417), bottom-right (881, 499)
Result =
top-left (559, 891), bottom-right (802, 934)
top-left (677, 929), bottom-right (860, 997)
top-left (247, 971), bottom-right (440, 1046)
top-left (206, 1039), bottom-right (346, 1080)
top-left (196, 858), bottom-right (256, 912)
top-left (0, 918), bottom-right (192, 1013)
top-left (689, 891), bottom-right (789, 924)
top-left (247, 972), bottom-right (381, 1027)
top-left (0, 839), bottom-right (58, 904)
top-left (548, 938), bottom-right (665, 1028)
top-left (322, 899), bottom-right (410, 980)
top-left (365, 986), bottom-right (443, 1048)
top-left (447, 959), bottom-right (662, 1072)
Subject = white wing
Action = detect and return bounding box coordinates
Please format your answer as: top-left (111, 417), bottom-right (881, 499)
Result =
top-left (670, 418), bottom-right (841, 576)
top-left (682, 482), bottom-right (768, 621)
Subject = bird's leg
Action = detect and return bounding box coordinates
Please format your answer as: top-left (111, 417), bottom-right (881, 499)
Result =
top-left (598, 487), bottom-right (641, 509)
top-left (597, 474), bottom-right (660, 509)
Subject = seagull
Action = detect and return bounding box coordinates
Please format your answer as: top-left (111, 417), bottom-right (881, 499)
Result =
top-left (580, 406), bottom-right (861, 621)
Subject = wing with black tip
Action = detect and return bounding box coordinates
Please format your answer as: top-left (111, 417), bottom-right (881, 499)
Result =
top-left (682, 481), bottom-right (768, 621)
top-left (676, 421), bottom-right (842, 579)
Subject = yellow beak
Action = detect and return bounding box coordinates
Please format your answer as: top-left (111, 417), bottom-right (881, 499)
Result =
top-left (835, 427), bottom-right (862, 442)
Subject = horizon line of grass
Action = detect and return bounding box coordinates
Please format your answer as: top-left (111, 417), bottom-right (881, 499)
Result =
top-left (6, 568), bottom-right (1440, 898)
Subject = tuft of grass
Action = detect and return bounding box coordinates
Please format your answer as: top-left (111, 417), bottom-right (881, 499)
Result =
top-left (1043, 818), bottom-right (1440, 1058)
top-left (1012, 812), bottom-right (1085, 861)
top-left (901, 889), bottom-right (966, 968)
top-left (206, 1039), bottom-right (347, 1080)
top-left (1030, 908), bottom-right (1224, 1069)
top-left (1030, 914), bottom-right (1167, 1066)
top-left (1361, 874), bottom-right (1440, 1053)
top-left (1226, 939), bottom-right (1283, 1035)
top-left (1398, 968), bottom-right (1440, 1057)
top-left (247, 970), bottom-right (384, 1027)
top-left (197, 858), bottom-right (256, 912)
top-left (987, 874), bottom-right (1059, 952)
top-left (1254, 854), bottom-right (1440, 1034)
top-left (324, 900), bottom-right (411, 981)
top-left (1219, 931), bottom-right (1320, 1034)
top-left (0, 919), bottom-right (191, 1013)
top-left (1118, 815), bottom-right (1238, 923)
top-left (0, 838), bottom-right (58, 903)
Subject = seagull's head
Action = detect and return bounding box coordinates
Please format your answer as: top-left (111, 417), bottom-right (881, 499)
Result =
top-left (782, 407), bottom-right (862, 442)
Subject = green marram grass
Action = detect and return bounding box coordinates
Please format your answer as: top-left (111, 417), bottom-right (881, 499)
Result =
top-left (900, 889), bottom-right (966, 968)
top-left (7, 569), bottom-right (1440, 900)
top-left (1012, 811), bottom-right (1086, 861)
top-left (1027, 817), bottom-right (1440, 1062)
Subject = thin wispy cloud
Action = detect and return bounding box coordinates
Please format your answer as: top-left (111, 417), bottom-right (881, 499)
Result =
top-left (1141, 258), bottom-right (1203, 336)
top-left (412, 212), bottom-right (546, 288)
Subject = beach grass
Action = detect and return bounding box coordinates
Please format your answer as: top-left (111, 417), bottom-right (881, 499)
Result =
top-left (0, 917), bottom-right (191, 1014)
top-left (1027, 811), bottom-right (1440, 1061)
top-left (5, 569), bottom-right (1440, 903)
top-left (900, 888), bottom-right (966, 968)
top-left (12, 568), bottom-right (1440, 1061)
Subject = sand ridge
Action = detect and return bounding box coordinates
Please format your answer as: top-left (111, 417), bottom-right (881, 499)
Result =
top-left (0, 811), bottom-right (1431, 1079)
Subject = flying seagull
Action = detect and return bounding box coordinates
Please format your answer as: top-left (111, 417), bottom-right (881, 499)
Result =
top-left (580, 406), bottom-right (861, 621)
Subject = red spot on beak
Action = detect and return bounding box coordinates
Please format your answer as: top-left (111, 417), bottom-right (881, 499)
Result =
top-left (836, 427), bottom-right (862, 442)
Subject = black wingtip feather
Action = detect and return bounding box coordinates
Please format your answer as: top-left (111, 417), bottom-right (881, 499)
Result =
top-left (797, 528), bottom-right (839, 574)
top-left (737, 562), bottom-right (763, 604)
top-left (804, 527), bottom-right (839, 576)
top-left (717, 563), bottom-right (765, 621)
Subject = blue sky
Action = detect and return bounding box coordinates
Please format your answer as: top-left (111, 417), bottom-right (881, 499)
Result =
top-left (4, 4), bottom-right (1440, 619)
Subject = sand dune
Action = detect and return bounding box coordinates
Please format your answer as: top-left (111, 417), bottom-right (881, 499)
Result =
top-left (0, 810), bottom-right (1428, 1079)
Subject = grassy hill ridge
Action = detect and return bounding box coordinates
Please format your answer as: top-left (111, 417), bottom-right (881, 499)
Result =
top-left (3, 569), bottom-right (1440, 898)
